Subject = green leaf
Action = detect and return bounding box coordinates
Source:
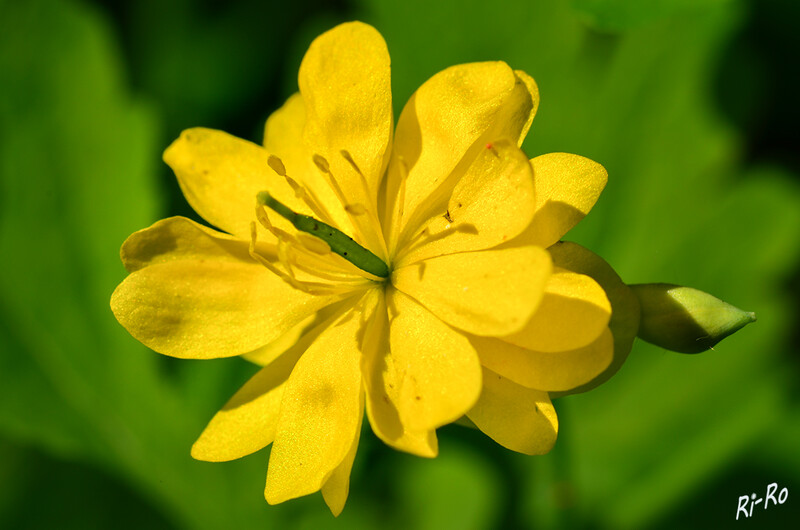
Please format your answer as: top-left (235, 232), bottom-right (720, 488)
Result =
top-left (570, 0), bottom-right (737, 32)
top-left (0, 1), bottom-right (290, 528)
top-left (355, 0), bottom-right (800, 527)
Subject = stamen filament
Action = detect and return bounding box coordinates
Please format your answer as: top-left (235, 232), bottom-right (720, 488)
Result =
top-left (340, 149), bottom-right (390, 260)
top-left (258, 192), bottom-right (390, 278)
top-left (387, 155), bottom-right (409, 256)
top-left (256, 205), bottom-right (379, 279)
top-left (248, 222), bottom-right (352, 296)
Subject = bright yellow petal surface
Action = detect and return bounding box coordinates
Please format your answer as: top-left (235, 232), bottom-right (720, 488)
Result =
top-left (192, 307), bottom-right (355, 462)
top-left (548, 242), bottom-right (641, 396)
top-left (386, 289), bottom-right (482, 432)
top-left (110, 259), bottom-right (341, 359)
top-left (120, 216), bottom-right (260, 272)
top-left (386, 63), bottom-right (537, 245)
top-left (395, 139), bottom-right (535, 266)
top-left (191, 351), bottom-right (297, 462)
top-left (511, 153), bottom-right (607, 249)
top-left (502, 268), bottom-right (611, 352)
top-left (298, 22), bottom-right (392, 256)
top-left (321, 407), bottom-right (363, 516)
top-left (467, 367), bottom-right (557, 455)
top-left (163, 128), bottom-right (301, 239)
top-left (264, 293), bottom-right (373, 505)
top-left (241, 313), bottom-right (316, 367)
top-left (361, 290), bottom-right (438, 457)
top-left (472, 328), bottom-right (614, 392)
top-left (263, 93), bottom-right (353, 233)
top-left (513, 70), bottom-right (540, 142)
top-left (392, 246), bottom-right (551, 337)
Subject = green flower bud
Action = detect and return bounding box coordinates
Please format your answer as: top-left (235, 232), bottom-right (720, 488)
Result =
top-left (630, 283), bottom-right (756, 354)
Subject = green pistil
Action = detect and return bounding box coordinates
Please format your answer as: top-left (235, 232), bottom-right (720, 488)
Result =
top-left (258, 192), bottom-right (389, 278)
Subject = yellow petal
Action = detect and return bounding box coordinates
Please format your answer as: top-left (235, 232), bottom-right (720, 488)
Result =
top-left (502, 268), bottom-right (611, 352)
top-left (360, 290), bottom-right (438, 457)
top-left (392, 246), bottom-right (551, 337)
top-left (263, 93), bottom-right (352, 233)
top-left (193, 307), bottom-right (354, 462)
top-left (472, 328), bottom-right (614, 392)
top-left (110, 260), bottom-right (342, 359)
top-left (298, 22), bottom-right (392, 256)
top-left (120, 216), bottom-right (258, 272)
top-left (395, 139), bottom-right (535, 265)
top-left (163, 128), bottom-right (302, 239)
top-left (513, 69), bottom-right (540, 142)
top-left (242, 300), bottom-right (349, 366)
top-left (386, 64), bottom-right (536, 245)
top-left (321, 407), bottom-right (363, 516)
top-left (512, 153), bottom-right (607, 248)
top-left (241, 313), bottom-right (316, 366)
top-left (548, 242), bottom-right (641, 395)
top-left (386, 288), bottom-right (482, 431)
top-left (264, 292), bottom-right (375, 505)
top-left (467, 367), bottom-right (557, 455)
top-left (191, 351), bottom-right (297, 462)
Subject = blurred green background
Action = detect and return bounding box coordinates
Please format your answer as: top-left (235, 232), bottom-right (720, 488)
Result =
top-left (1, 0), bottom-right (799, 528)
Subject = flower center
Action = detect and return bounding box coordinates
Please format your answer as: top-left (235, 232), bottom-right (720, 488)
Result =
top-left (257, 192), bottom-right (389, 278)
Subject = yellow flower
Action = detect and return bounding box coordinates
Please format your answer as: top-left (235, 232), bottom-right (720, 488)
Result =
top-left (111, 22), bottom-right (639, 515)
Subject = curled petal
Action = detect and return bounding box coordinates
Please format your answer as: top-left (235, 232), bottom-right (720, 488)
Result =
top-left (502, 268), bottom-right (611, 352)
top-left (396, 139), bottom-right (536, 265)
top-left (467, 367), bottom-right (557, 455)
top-left (513, 70), bottom-right (540, 142)
top-left (512, 153), bottom-right (607, 248)
top-left (387, 63), bottom-right (537, 244)
top-left (392, 246), bottom-right (551, 337)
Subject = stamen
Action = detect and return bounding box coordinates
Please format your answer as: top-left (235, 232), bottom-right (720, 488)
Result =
top-left (312, 153), bottom-right (330, 173)
top-left (387, 155), bottom-right (410, 255)
top-left (312, 152), bottom-right (371, 249)
top-left (267, 154), bottom-right (337, 226)
top-left (340, 149), bottom-right (390, 259)
top-left (277, 239), bottom-right (295, 279)
top-left (248, 221), bottom-right (357, 296)
top-left (258, 192), bottom-right (389, 278)
top-left (345, 204), bottom-right (367, 215)
top-left (296, 233), bottom-right (331, 255)
top-left (267, 155), bottom-right (287, 176)
top-left (256, 204), bottom-right (368, 278)
top-left (396, 156), bottom-right (409, 225)
top-left (283, 174), bottom-right (336, 225)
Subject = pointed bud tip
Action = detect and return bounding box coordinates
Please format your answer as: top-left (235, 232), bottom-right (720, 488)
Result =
top-left (631, 283), bottom-right (755, 354)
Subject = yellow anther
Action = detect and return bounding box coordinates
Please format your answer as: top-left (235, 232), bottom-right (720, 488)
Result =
top-left (284, 175), bottom-right (305, 199)
top-left (268, 155), bottom-right (287, 176)
top-left (345, 203), bottom-right (367, 215)
top-left (312, 153), bottom-right (330, 173)
top-left (340, 149), bottom-right (362, 175)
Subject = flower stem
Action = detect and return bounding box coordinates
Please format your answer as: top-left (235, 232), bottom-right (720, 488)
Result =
top-left (258, 192), bottom-right (389, 278)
